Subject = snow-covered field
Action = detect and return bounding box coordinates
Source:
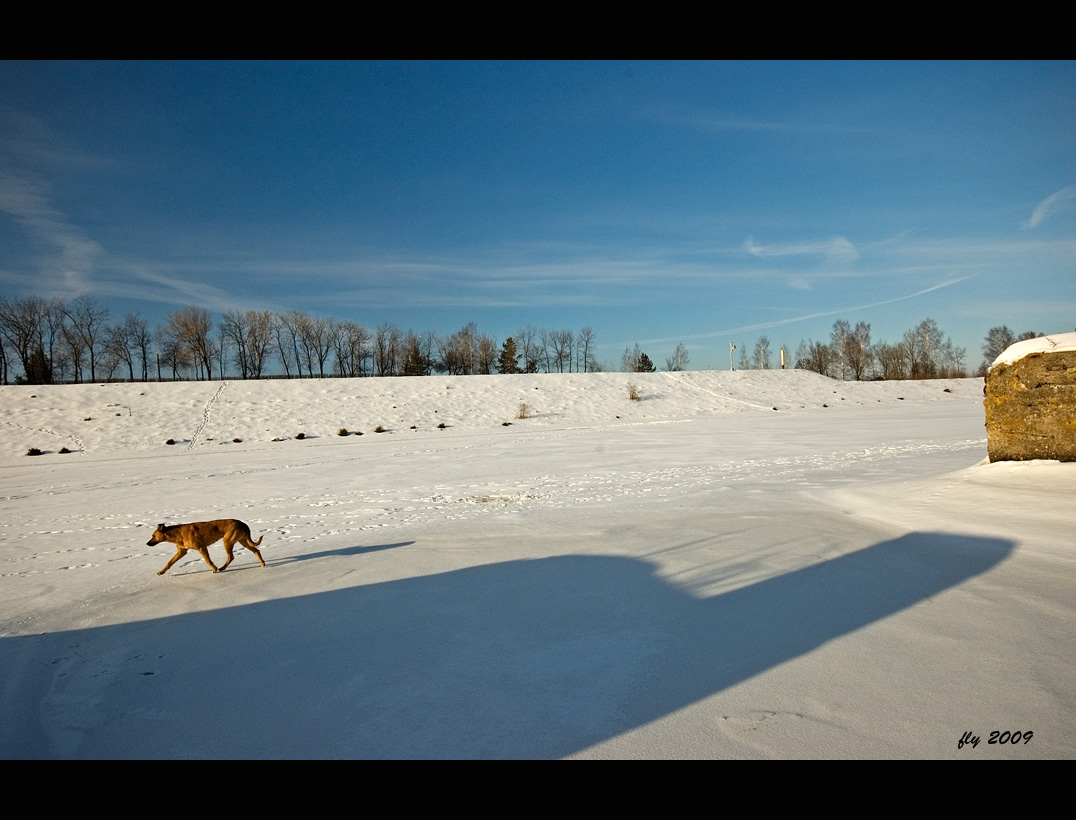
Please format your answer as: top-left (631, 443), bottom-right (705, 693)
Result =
top-left (1, 371), bottom-right (1072, 758)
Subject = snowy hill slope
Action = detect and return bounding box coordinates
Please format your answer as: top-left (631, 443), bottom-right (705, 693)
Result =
top-left (1, 370), bottom-right (984, 462)
top-left (1, 370), bottom-right (1072, 759)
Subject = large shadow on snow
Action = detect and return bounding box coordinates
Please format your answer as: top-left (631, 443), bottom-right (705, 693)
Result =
top-left (1, 532), bottom-right (1011, 759)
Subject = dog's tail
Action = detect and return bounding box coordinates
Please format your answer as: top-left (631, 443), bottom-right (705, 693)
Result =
top-left (249, 535), bottom-right (264, 547)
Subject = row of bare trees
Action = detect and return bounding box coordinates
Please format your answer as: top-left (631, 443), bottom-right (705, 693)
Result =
top-left (4, 292), bottom-right (1030, 386)
top-left (0, 294), bottom-right (603, 384)
top-left (787, 318), bottom-right (970, 380)
top-left (0, 295), bottom-right (153, 385)
top-left (733, 318), bottom-right (976, 380)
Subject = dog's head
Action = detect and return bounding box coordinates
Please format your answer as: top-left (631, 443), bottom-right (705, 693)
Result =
top-left (147, 524), bottom-right (170, 547)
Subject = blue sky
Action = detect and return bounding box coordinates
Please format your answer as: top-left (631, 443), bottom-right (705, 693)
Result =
top-left (1, 60), bottom-right (1073, 371)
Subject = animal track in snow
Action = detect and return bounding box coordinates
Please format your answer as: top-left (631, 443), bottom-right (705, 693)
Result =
top-left (187, 382), bottom-right (228, 451)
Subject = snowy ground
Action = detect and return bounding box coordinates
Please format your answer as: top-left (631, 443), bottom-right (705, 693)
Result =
top-left (1, 371), bottom-right (1072, 758)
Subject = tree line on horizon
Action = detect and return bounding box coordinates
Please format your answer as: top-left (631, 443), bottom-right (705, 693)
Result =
top-left (744, 319), bottom-right (1042, 381)
top-left (790, 318), bottom-right (970, 380)
top-left (0, 294), bottom-right (607, 384)
top-left (0, 293), bottom-right (1039, 385)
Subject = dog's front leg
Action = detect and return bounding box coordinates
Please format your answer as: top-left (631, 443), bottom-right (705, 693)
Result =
top-left (158, 548), bottom-right (187, 576)
top-left (194, 548), bottom-right (220, 573)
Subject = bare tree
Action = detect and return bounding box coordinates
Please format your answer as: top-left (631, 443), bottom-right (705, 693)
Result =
top-left (754, 336), bottom-right (772, 370)
top-left (846, 322), bottom-right (873, 380)
top-left (156, 323), bottom-right (192, 379)
top-left (551, 329), bottom-right (573, 372)
top-left (0, 295), bottom-right (73, 383)
top-left (283, 311), bottom-right (315, 377)
top-left (666, 343), bottom-right (689, 371)
top-left (333, 321), bottom-right (370, 377)
top-left (515, 326), bottom-right (542, 373)
top-left (164, 307), bottom-right (213, 380)
top-left (795, 339), bottom-right (833, 377)
top-left (475, 332), bottom-right (498, 375)
top-left (875, 341), bottom-right (908, 380)
top-left (437, 323), bottom-right (478, 375)
top-left (274, 312), bottom-right (302, 377)
top-left (221, 311), bottom-right (252, 379)
top-left (374, 322), bottom-right (403, 376)
top-left (829, 320), bottom-right (851, 380)
top-left (577, 326), bottom-right (596, 373)
top-left (104, 315), bottom-right (140, 380)
top-left (980, 326), bottom-right (1015, 374)
top-left (243, 311), bottom-right (274, 379)
top-left (301, 314), bottom-right (337, 377)
top-left (65, 296), bottom-right (110, 382)
top-left (128, 313), bottom-right (152, 380)
top-left (0, 295), bottom-right (53, 383)
top-left (42, 300), bottom-right (68, 382)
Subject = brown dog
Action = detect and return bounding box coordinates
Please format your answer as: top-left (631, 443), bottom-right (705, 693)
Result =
top-left (148, 519), bottom-right (266, 576)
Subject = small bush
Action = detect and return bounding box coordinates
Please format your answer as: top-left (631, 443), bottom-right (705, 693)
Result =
top-left (27, 447), bottom-right (43, 456)
top-left (233, 438), bottom-right (242, 443)
top-left (517, 402), bottom-right (531, 419)
top-left (338, 428), bottom-right (349, 436)
top-left (502, 421), bottom-right (512, 426)
top-left (59, 447), bottom-right (71, 454)
top-left (374, 425), bottom-right (385, 433)
top-left (165, 438), bottom-right (176, 445)
top-left (296, 432), bottom-right (306, 439)
top-left (437, 422), bottom-right (446, 429)
top-left (627, 383), bottom-right (641, 401)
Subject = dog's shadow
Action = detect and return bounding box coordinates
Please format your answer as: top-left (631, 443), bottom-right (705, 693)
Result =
top-left (271, 541), bottom-right (413, 565)
top-left (158, 541), bottom-right (413, 574)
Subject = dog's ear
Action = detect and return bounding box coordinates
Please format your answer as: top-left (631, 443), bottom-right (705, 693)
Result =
top-left (157, 523), bottom-right (165, 529)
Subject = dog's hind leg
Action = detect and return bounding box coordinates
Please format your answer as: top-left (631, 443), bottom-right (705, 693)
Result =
top-left (219, 536), bottom-right (236, 571)
top-left (236, 532), bottom-right (267, 568)
top-left (244, 541), bottom-right (266, 568)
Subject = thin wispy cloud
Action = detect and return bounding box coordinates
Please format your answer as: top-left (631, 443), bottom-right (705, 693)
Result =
top-left (744, 236), bottom-right (860, 264)
top-left (0, 169), bottom-right (102, 296)
top-left (1024, 185), bottom-right (1076, 229)
top-left (607, 275), bottom-right (978, 350)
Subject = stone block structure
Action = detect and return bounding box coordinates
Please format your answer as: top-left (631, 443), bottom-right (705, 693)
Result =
top-left (984, 332), bottom-right (1076, 463)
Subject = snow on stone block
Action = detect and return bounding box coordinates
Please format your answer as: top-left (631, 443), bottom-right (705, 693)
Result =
top-left (984, 331), bottom-right (1076, 463)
